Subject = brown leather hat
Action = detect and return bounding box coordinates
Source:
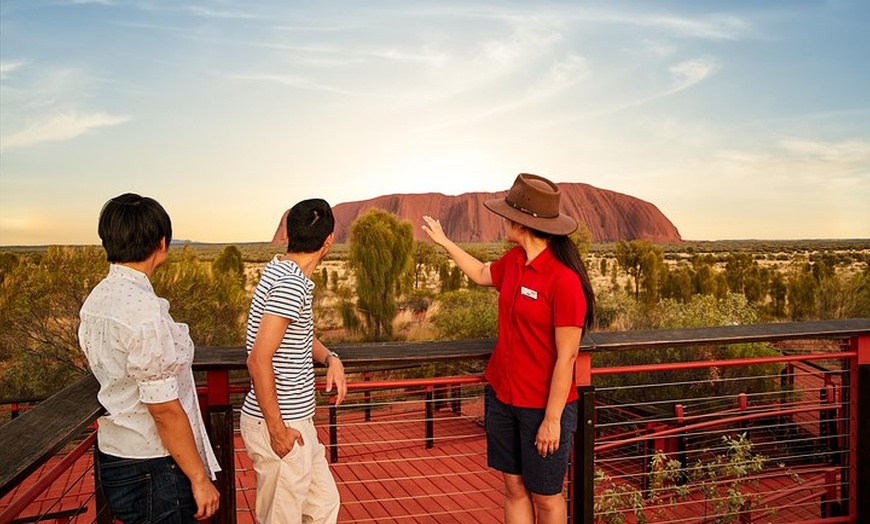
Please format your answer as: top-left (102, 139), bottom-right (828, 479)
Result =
top-left (484, 173), bottom-right (578, 236)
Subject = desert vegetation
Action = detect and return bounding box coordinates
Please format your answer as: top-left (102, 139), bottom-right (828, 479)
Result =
top-left (1, 212), bottom-right (868, 400)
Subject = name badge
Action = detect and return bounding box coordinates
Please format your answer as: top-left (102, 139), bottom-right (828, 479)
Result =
top-left (521, 286), bottom-right (538, 300)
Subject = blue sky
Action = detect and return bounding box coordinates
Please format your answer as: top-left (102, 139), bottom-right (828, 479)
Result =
top-left (1, 0), bottom-right (868, 245)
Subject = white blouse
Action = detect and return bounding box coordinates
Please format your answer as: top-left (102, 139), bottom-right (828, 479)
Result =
top-left (79, 264), bottom-right (220, 478)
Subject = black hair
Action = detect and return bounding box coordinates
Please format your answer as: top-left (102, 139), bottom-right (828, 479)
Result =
top-left (98, 193), bottom-right (172, 263)
top-left (286, 198), bottom-right (335, 253)
top-left (532, 230), bottom-right (596, 330)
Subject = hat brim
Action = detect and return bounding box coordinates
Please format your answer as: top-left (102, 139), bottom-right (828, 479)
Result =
top-left (484, 198), bottom-right (578, 236)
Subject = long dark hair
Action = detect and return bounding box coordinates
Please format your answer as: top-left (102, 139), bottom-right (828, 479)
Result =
top-left (535, 231), bottom-right (596, 330)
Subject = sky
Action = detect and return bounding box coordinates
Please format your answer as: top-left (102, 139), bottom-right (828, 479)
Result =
top-left (1, 0), bottom-right (868, 245)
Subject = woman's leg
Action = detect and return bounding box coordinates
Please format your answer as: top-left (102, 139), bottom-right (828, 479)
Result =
top-left (531, 492), bottom-right (567, 524)
top-left (503, 473), bottom-right (534, 524)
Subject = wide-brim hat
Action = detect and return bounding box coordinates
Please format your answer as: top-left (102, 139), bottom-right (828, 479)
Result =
top-left (483, 173), bottom-right (578, 236)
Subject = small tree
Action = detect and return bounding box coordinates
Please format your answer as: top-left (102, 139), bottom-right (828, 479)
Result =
top-left (212, 245), bottom-right (246, 286)
top-left (439, 262), bottom-right (464, 293)
top-left (615, 240), bottom-right (663, 301)
top-left (347, 209), bottom-right (415, 341)
top-left (571, 222), bottom-right (593, 258)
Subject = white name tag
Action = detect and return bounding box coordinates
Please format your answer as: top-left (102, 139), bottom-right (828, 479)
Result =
top-left (521, 286), bottom-right (538, 300)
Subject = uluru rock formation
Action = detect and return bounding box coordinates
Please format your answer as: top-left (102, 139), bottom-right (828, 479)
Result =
top-left (272, 183), bottom-right (681, 245)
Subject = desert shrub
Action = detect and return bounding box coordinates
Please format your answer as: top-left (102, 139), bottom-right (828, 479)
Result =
top-left (593, 294), bottom-right (779, 405)
top-left (152, 246), bottom-right (248, 347)
top-left (212, 245), bottom-right (245, 285)
top-left (431, 289), bottom-right (498, 340)
top-left (0, 246), bottom-right (107, 397)
top-left (596, 433), bottom-right (774, 524)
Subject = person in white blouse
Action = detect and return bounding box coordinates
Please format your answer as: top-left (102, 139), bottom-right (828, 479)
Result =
top-left (79, 193), bottom-right (220, 523)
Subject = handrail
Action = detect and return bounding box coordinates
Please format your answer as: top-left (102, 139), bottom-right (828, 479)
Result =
top-left (0, 431), bottom-right (97, 523)
top-left (0, 375), bottom-right (102, 499)
top-left (193, 318), bottom-right (870, 368)
top-left (2, 319), bottom-right (868, 506)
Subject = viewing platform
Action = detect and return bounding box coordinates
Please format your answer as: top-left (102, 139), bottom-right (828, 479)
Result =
top-left (2, 318), bottom-right (869, 524)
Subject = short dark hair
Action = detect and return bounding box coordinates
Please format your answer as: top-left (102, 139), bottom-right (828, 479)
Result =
top-left (286, 198), bottom-right (334, 253)
top-left (98, 193), bottom-right (172, 263)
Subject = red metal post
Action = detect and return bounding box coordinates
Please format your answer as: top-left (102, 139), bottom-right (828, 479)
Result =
top-left (851, 335), bottom-right (869, 522)
top-left (205, 370), bottom-right (234, 524)
top-left (425, 385), bottom-right (435, 449)
top-left (571, 351), bottom-right (594, 524)
top-left (207, 370), bottom-right (230, 406)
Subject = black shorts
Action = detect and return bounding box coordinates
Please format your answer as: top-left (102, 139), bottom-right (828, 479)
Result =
top-left (485, 388), bottom-right (578, 495)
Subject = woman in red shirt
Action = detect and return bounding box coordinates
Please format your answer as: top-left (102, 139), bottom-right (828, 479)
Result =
top-left (422, 173), bottom-right (595, 524)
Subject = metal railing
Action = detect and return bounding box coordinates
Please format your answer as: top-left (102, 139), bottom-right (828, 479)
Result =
top-left (1, 319), bottom-right (868, 524)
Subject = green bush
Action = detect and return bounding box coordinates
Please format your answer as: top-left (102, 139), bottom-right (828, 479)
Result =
top-left (431, 289), bottom-right (498, 340)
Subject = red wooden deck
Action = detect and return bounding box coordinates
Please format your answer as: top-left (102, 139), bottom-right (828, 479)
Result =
top-left (1, 400), bottom-right (507, 524)
top-left (1, 396), bottom-right (839, 523)
top-left (236, 402), bottom-right (505, 523)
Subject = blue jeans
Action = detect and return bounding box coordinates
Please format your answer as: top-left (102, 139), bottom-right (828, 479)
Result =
top-left (97, 450), bottom-right (197, 524)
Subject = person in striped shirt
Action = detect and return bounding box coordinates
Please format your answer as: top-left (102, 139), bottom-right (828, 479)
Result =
top-left (240, 198), bottom-right (348, 524)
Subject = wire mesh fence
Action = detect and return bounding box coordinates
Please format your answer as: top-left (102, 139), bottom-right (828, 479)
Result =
top-left (591, 339), bottom-right (851, 524)
top-left (1, 329), bottom-right (863, 524)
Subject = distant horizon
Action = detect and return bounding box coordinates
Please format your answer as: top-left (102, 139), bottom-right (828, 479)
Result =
top-left (2, 1), bottom-right (868, 245)
top-left (4, 237), bottom-right (869, 250)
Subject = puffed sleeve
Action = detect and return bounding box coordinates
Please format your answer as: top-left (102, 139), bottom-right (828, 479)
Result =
top-left (126, 315), bottom-right (185, 404)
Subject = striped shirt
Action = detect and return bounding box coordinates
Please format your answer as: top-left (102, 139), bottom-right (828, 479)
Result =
top-left (241, 256), bottom-right (317, 421)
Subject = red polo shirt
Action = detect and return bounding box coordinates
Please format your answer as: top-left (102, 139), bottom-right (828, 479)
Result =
top-left (486, 245), bottom-right (587, 408)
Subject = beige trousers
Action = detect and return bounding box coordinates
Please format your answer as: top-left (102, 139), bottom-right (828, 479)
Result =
top-left (240, 413), bottom-right (340, 524)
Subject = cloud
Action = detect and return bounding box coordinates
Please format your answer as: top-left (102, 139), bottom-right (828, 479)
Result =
top-left (636, 39), bottom-right (677, 58)
top-left (0, 60), bottom-right (26, 79)
top-left (668, 58), bottom-right (717, 91)
top-left (229, 73), bottom-right (393, 98)
top-left (778, 137), bottom-right (870, 165)
top-left (1, 111), bottom-right (131, 150)
top-left (714, 136), bottom-right (870, 189)
top-left (641, 14), bottom-right (748, 40)
top-left (183, 5), bottom-right (259, 20)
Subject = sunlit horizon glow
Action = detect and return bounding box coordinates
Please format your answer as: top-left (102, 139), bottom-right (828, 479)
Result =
top-left (1, 0), bottom-right (868, 246)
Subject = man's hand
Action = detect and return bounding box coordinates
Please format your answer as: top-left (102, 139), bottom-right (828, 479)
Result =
top-left (269, 424), bottom-right (304, 458)
top-left (191, 477), bottom-right (220, 520)
top-left (325, 356), bottom-right (347, 406)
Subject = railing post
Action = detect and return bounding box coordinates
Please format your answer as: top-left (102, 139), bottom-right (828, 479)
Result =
top-left (425, 386), bottom-right (434, 449)
top-left (329, 403), bottom-right (338, 463)
top-left (674, 404), bottom-right (688, 483)
top-left (571, 351), bottom-right (594, 524)
top-left (822, 470), bottom-right (839, 518)
top-left (364, 372), bottom-right (372, 422)
top-left (820, 381), bottom-right (838, 462)
top-left (208, 404), bottom-right (235, 524)
top-left (205, 370), bottom-right (235, 524)
top-left (451, 385), bottom-right (461, 414)
top-left (851, 335), bottom-right (870, 523)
